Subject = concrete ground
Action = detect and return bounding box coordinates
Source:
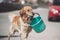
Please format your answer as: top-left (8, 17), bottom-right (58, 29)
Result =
top-left (0, 7), bottom-right (60, 40)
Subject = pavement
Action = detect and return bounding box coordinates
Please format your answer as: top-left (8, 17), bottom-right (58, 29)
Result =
top-left (0, 7), bottom-right (60, 40)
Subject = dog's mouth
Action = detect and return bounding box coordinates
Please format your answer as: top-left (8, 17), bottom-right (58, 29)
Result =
top-left (27, 17), bottom-right (33, 24)
top-left (27, 12), bottom-right (35, 24)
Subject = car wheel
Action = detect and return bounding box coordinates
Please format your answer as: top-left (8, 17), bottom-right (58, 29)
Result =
top-left (48, 17), bottom-right (52, 21)
top-left (48, 17), bottom-right (57, 22)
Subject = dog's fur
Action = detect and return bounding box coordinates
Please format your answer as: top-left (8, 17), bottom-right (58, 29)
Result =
top-left (8, 6), bottom-right (34, 40)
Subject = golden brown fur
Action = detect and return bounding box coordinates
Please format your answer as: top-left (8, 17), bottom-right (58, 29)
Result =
top-left (8, 6), bottom-right (33, 40)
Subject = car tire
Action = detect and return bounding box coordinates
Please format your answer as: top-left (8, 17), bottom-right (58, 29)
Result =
top-left (48, 17), bottom-right (57, 22)
top-left (48, 17), bottom-right (52, 21)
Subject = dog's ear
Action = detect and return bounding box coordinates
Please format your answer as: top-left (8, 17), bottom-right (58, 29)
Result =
top-left (19, 9), bottom-right (25, 17)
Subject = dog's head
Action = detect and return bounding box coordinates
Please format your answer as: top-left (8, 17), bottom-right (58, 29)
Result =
top-left (19, 6), bottom-right (35, 23)
top-left (20, 6), bottom-right (34, 17)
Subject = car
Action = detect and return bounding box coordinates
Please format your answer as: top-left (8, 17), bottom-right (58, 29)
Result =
top-left (48, 0), bottom-right (60, 22)
top-left (0, 0), bottom-right (23, 12)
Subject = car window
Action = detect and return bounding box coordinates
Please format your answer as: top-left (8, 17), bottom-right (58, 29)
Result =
top-left (53, 0), bottom-right (60, 5)
top-left (0, 0), bottom-right (3, 3)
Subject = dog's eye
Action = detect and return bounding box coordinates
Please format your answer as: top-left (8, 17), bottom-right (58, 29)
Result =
top-left (27, 10), bottom-right (30, 12)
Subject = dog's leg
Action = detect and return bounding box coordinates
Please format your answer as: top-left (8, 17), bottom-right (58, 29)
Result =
top-left (26, 26), bottom-right (32, 38)
top-left (21, 32), bottom-right (27, 40)
top-left (8, 25), bottom-right (14, 40)
top-left (8, 31), bottom-right (13, 40)
top-left (20, 26), bottom-right (29, 40)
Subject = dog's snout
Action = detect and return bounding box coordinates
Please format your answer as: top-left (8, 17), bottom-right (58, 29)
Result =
top-left (32, 12), bottom-right (35, 16)
top-left (33, 13), bottom-right (34, 15)
top-left (30, 13), bottom-right (34, 17)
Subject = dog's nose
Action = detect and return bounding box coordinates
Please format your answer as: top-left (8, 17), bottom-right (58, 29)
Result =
top-left (32, 12), bottom-right (35, 16)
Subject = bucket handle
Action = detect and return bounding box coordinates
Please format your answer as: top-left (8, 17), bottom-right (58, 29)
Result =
top-left (31, 13), bottom-right (42, 26)
top-left (34, 13), bottom-right (40, 16)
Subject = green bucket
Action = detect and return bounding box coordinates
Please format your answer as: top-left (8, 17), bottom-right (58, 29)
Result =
top-left (30, 13), bottom-right (46, 33)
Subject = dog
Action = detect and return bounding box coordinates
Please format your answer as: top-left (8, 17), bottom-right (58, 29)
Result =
top-left (8, 6), bottom-right (34, 40)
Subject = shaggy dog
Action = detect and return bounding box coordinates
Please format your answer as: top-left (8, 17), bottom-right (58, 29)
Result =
top-left (8, 6), bottom-right (34, 40)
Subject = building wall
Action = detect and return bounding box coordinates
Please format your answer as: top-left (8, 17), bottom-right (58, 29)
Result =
top-left (41, 0), bottom-right (53, 3)
top-left (2, 0), bottom-right (20, 3)
top-left (0, 0), bottom-right (3, 3)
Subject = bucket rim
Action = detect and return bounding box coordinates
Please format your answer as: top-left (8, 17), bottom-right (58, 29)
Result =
top-left (31, 18), bottom-right (42, 27)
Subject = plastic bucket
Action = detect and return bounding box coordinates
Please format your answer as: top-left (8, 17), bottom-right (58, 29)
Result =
top-left (30, 13), bottom-right (46, 33)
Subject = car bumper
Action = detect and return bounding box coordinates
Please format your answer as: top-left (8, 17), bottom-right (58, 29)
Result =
top-left (48, 15), bottom-right (60, 22)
